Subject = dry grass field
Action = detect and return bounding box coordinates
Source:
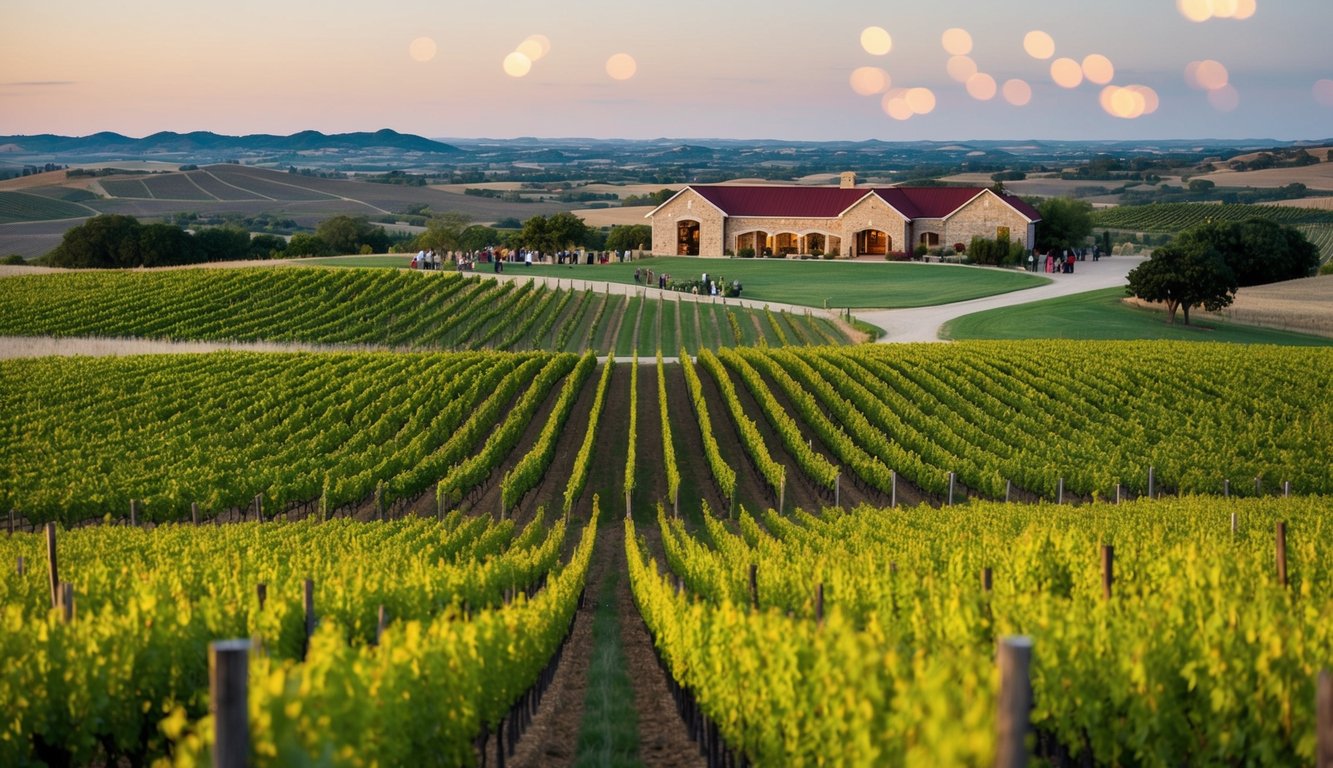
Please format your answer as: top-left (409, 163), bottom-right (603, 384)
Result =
top-left (1195, 162), bottom-right (1333, 191)
top-left (1198, 274), bottom-right (1333, 337)
top-left (572, 206), bottom-right (655, 227)
top-left (1268, 196), bottom-right (1333, 210)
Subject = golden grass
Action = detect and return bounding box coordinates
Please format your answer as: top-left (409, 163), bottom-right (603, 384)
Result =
top-left (1196, 162), bottom-right (1333, 191)
top-left (572, 206), bottom-right (655, 227)
top-left (1200, 274), bottom-right (1333, 337)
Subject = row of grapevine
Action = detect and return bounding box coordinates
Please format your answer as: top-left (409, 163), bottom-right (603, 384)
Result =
top-left (695, 348), bottom-right (785, 502)
top-left (623, 353), bottom-right (639, 516)
top-left (657, 352), bottom-right (681, 512)
top-left (500, 352), bottom-right (598, 515)
top-left (0, 511), bottom-right (577, 766)
top-left (1091, 202), bottom-right (1333, 232)
top-left (678, 348), bottom-right (737, 504)
top-left (632, 496), bottom-right (1333, 765)
top-left (0, 268), bottom-right (850, 354)
top-left (562, 357), bottom-right (616, 516)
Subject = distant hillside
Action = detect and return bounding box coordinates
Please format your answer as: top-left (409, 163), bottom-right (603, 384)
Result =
top-left (0, 129), bottom-right (464, 156)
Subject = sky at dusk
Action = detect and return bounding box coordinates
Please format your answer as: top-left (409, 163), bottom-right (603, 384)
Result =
top-left (3, 0), bottom-right (1332, 143)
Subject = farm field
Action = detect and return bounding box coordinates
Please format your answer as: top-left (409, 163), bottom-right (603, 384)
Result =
top-left (0, 190), bottom-right (97, 224)
top-left (1, 342), bottom-right (1331, 765)
top-left (941, 286), bottom-right (1333, 344)
top-left (290, 253), bottom-right (1051, 309)
top-left (0, 267), bottom-right (850, 354)
top-left (1090, 202), bottom-right (1333, 263)
top-left (1195, 161), bottom-right (1333, 191)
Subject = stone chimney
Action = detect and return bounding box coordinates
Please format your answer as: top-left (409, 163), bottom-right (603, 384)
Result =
top-left (839, 171), bottom-right (857, 189)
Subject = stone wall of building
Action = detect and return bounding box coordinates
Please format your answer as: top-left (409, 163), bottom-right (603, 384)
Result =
top-left (839, 196), bottom-right (911, 256)
top-left (651, 190), bottom-right (725, 256)
top-left (941, 191), bottom-right (1033, 248)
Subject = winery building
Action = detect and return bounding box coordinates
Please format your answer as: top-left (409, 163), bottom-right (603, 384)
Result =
top-left (647, 173), bottom-right (1040, 258)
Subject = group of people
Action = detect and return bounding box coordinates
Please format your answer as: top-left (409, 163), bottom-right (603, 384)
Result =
top-left (633, 268), bottom-right (742, 298)
top-left (1041, 246), bottom-right (1104, 274)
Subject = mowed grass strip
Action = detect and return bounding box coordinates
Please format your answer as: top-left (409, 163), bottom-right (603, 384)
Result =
top-left (941, 286), bottom-right (1333, 345)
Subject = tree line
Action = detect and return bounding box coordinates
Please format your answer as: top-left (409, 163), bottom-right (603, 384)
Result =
top-left (40, 212), bottom-right (655, 269)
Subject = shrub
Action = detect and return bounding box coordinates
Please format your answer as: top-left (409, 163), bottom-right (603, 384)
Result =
top-left (738, 247), bottom-right (755, 258)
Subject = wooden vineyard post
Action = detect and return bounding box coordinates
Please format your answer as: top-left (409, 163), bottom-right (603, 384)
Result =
top-left (749, 564), bottom-right (758, 609)
top-left (996, 636), bottom-right (1034, 768)
top-left (1101, 545), bottom-right (1114, 600)
top-left (375, 605), bottom-right (388, 646)
top-left (303, 578), bottom-right (316, 658)
top-left (191, 502), bottom-right (199, 525)
top-left (16, 555), bottom-right (24, 576)
top-left (778, 474), bottom-right (785, 515)
top-left (1057, 477), bottom-right (1064, 505)
top-left (58, 582), bottom-right (74, 623)
top-left (835, 473), bottom-right (840, 508)
top-left (625, 489), bottom-right (631, 520)
top-left (1005, 480), bottom-right (1011, 503)
top-left (1223, 478), bottom-right (1230, 498)
top-left (891, 470), bottom-right (897, 509)
top-left (1115, 483), bottom-right (1122, 505)
top-left (1276, 521), bottom-right (1288, 589)
top-left (1318, 669), bottom-right (1332, 768)
top-left (210, 639), bottom-right (251, 768)
top-left (46, 522), bottom-right (58, 609)
top-left (255, 494), bottom-right (264, 523)
top-left (130, 499), bottom-right (138, 527)
top-left (1230, 512), bottom-right (1237, 537)
top-left (1284, 480), bottom-right (1291, 498)
top-left (256, 583), bottom-right (267, 611)
top-left (1148, 466), bottom-right (1155, 499)
top-left (948, 472), bottom-right (956, 506)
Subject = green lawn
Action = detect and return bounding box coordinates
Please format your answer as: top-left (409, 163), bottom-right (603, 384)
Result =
top-left (297, 254), bottom-right (1048, 309)
top-left (941, 286), bottom-right (1333, 346)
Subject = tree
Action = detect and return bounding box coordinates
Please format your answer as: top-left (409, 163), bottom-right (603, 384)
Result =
top-left (138, 223), bottom-right (200, 266)
top-left (1170, 219), bottom-right (1319, 287)
top-left (545, 212), bottom-right (591, 251)
top-left (519, 214), bottom-right (552, 253)
top-left (47, 214), bottom-right (142, 268)
top-left (605, 224), bottom-right (652, 253)
top-left (457, 224), bottom-right (498, 253)
top-left (286, 233), bottom-right (332, 257)
top-left (248, 234), bottom-right (287, 260)
top-left (194, 227), bottom-right (251, 262)
top-left (316, 215), bottom-right (390, 255)
top-left (1034, 198), bottom-right (1093, 252)
top-left (416, 212), bottom-right (472, 252)
top-left (1126, 239), bottom-right (1237, 325)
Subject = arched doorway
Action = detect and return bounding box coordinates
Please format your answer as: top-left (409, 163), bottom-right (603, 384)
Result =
top-left (855, 229), bottom-right (890, 256)
top-left (676, 220), bottom-right (700, 256)
top-left (771, 232), bottom-right (799, 257)
top-left (735, 231), bottom-right (764, 256)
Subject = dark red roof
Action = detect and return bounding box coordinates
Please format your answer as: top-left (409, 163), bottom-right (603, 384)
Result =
top-left (682, 184), bottom-right (1041, 222)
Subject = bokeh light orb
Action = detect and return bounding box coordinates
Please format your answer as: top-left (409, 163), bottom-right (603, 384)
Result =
top-left (850, 66), bottom-right (891, 95)
top-left (881, 91), bottom-right (914, 120)
top-left (1082, 54), bottom-right (1114, 86)
top-left (1177, 0), bottom-right (1213, 22)
top-left (1023, 30), bottom-right (1055, 60)
top-left (1208, 84), bottom-right (1240, 111)
top-left (1126, 85), bottom-right (1160, 114)
top-left (605, 53), bottom-right (637, 81)
top-left (906, 87), bottom-right (937, 114)
top-left (941, 28), bottom-right (973, 56)
top-left (517, 34), bottom-right (551, 61)
top-left (1234, 0), bottom-right (1257, 19)
top-left (966, 73), bottom-right (997, 101)
top-left (1314, 79), bottom-right (1333, 108)
top-left (408, 37), bottom-right (437, 63)
top-left (1194, 59), bottom-right (1229, 91)
top-left (861, 26), bottom-right (893, 56)
top-left (946, 55), bottom-right (978, 83)
top-left (503, 51), bottom-right (532, 78)
top-left (1050, 58), bottom-right (1084, 88)
top-left (1100, 86), bottom-right (1147, 119)
top-left (1002, 79), bottom-right (1032, 106)
top-left (1212, 0), bottom-right (1240, 18)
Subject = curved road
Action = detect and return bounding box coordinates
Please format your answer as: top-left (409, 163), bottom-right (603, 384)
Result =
top-left (857, 256), bottom-right (1142, 343)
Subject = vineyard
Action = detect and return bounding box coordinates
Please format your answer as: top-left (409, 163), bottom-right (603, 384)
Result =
top-left (0, 268), bottom-right (851, 354)
top-left (630, 496), bottom-right (1333, 765)
top-left (2, 331), bottom-right (1332, 762)
top-left (0, 190), bottom-right (95, 224)
top-left (1090, 202), bottom-right (1333, 232)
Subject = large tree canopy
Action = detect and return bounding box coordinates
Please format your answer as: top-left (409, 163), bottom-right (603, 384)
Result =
top-left (1173, 219), bottom-right (1319, 287)
top-left (1034, 198), bottom-right (1094, 253)
top-left (1126, 238), bottom-right (1237, 325)
top-left (45, 216), bottom-right (283, 268)
top-left (315, 215), bottom-right (390, 255)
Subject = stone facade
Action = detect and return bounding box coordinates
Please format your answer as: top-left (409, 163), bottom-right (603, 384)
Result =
top-left (649, 185), bottom-right (1037, 258)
